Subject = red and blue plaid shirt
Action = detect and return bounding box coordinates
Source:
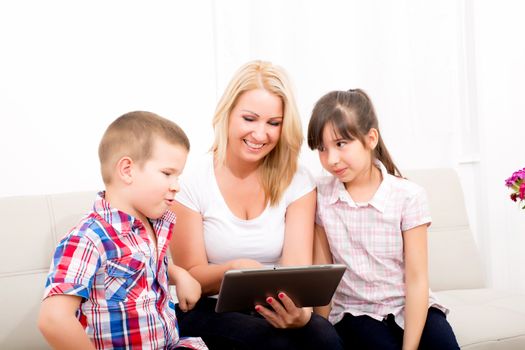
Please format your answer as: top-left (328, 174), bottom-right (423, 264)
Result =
top-left (43, 192), bottom-right (207, 349)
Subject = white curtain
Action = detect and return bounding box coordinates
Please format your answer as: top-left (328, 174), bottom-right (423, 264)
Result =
top-left (0, 0), bottom-right (523, 290)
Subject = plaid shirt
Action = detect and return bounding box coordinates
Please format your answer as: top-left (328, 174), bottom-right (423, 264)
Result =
top-left (316, 161), bottom-right (447, 328)
top-left (44, 192), bottom-right (207, 350)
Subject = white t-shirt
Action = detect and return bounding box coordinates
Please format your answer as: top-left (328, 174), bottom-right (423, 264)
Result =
top-left (175, 155), bottom-right (316, 267)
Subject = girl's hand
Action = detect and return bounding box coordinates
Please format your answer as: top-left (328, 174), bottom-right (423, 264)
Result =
top-left (255, 292), bottom-right (312, 328)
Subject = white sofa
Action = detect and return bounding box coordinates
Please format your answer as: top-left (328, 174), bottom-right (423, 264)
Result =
top-left (1, 168), bottom-right (524, 349)
top-left (404, 169), bottom-right (525, 349)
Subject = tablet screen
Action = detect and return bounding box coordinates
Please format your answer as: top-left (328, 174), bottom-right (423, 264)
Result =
top-left (215, 264), bottom-right (345, 313)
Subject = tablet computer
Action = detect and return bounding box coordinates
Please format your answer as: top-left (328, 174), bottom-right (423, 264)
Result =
top-left (215, 264), bottom-right (346, 313)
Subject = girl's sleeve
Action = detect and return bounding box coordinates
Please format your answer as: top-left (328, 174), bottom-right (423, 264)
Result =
top-left (315, 178), bottom-right (325, 227)
top-left (315, 212), bottom-right (324, 228)
top-left (401, 185), bottom-right (432, 232)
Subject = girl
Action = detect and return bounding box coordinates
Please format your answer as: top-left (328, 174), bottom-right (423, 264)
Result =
top-left (307, 89), bottom-right (459, 350)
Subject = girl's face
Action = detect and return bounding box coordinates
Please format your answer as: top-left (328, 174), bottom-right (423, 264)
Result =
top-left (227, 88), bottom-right (283, 165)
top-left (318, 122), bottom-right (376, 184)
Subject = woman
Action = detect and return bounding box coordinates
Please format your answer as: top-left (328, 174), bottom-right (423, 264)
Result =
top-left (170, 60), bottom-right (342, 349)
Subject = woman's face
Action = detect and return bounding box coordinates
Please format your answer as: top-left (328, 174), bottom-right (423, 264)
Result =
top-left (227, 89), bottom-right (283, 165)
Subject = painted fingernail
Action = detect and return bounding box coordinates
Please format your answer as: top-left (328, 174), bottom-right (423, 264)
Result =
top-left (278, 292), bottom-right (284, 299)
top-left (266, 297), bottom-right (273, 303)
top-left (255, 305), bottom-right (261, 311)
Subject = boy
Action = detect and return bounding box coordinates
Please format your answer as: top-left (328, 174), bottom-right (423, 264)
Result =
top-left (38, 111), bottom-right (207, 349)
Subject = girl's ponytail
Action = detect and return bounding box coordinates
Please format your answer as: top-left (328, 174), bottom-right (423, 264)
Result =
top-left (375, 135), bottom-right (402, 177)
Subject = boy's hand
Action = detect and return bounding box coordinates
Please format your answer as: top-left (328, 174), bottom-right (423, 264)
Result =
top-left (170, 264), bottom-right (202, 312)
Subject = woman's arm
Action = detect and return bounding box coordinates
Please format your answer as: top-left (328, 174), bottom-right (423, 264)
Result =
top-left (402, 224), bottom-right (430, 350)
top-left (38, 295), bottom-right (95, 350)
top-left (256, 189), bottom-right (316, 327)
top-left (169, 201), bottom-right (262, 295)
top-left (280, 189), bottom-right (316, 266)
top-left (169, 201), bottom-right (224, 295)
top-left (313, 224), bottom-right (333, 318)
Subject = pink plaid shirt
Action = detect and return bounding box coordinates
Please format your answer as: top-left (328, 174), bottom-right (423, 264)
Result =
top-left (316, 161), bottom-right (447, 328)
top-left (44, 192), bottom-right (207, 349)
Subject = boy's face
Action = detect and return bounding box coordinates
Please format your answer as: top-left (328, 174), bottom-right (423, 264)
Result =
top-left (129, 138), bottom-right (188, 220)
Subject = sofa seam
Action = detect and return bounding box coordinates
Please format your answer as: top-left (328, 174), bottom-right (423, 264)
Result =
top-left (46, 194), bottom-right (58, 244)
top-left (0, 268), bottom-right (50, 278)
top-left (462, 334), bottom-right (525, 347)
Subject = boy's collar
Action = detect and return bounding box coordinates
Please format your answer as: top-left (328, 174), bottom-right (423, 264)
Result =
top-left (93, 191), bottom-right (141, 235)
top-left (93, 191), bottom-right (175, 236)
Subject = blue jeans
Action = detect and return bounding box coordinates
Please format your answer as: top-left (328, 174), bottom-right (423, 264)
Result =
top-left (334, 307), bottom-right (460, 349)
top-left (176, 297), bottom-right (343, 350)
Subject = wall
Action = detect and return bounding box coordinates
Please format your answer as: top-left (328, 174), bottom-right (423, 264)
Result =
top-left (0, 0), bottom-right (523, 290)
top-left (0, 1), bottom-right (217, 195)
top-left (471, 0), bottom-right (525, 290)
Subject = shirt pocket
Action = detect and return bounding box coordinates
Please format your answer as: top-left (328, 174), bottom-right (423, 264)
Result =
top-left (105, 253), bottom-right (146, 302)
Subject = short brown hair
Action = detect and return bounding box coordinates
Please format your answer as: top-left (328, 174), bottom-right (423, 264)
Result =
top-left (98, 111), bottom-right (190, 184)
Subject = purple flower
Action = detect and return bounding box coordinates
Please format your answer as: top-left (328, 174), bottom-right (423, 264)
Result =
top-left (506, 167), bottom-right (525, 209)
top-left (505, 168), bottom-right (525, 187)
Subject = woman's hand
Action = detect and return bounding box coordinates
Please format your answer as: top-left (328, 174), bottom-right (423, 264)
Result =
top-left (255, 292), bottom-right (312, 328)
top-left (227, 258), bottom-right (264, 270)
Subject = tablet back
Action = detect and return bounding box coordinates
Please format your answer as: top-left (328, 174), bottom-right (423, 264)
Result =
top-left (215, 264), bottom-right (345, 313)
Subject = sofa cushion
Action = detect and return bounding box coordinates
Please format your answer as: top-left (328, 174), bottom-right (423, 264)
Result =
top-left (436, 289), bottom-right (525, 349)
top-left (0, 196), bottom-right (56, 275)
top-left (404, 168), bottom-right (485, 291)
top-left (0, 192), bottom-right (94, 350)
top-left (427, 226), bottom-right (486, 291)
top-left (0, 273), bottom-right (49, 349)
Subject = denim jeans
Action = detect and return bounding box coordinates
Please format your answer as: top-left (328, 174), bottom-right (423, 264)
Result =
top-left (176, 297), bottom-right (343, 350)
top-left (334, 307), bottom-right (460, 349)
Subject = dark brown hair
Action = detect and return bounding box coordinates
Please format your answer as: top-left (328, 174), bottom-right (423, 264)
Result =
top-left (98, 111), bottom-right (190, 184)
top-left (307, 89), bottom-right (401, 177)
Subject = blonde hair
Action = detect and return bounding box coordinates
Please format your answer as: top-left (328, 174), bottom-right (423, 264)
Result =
top-left (98, 111), bottom-right (190, 185)
top-left (211, 60), bottom-right (303, 206)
